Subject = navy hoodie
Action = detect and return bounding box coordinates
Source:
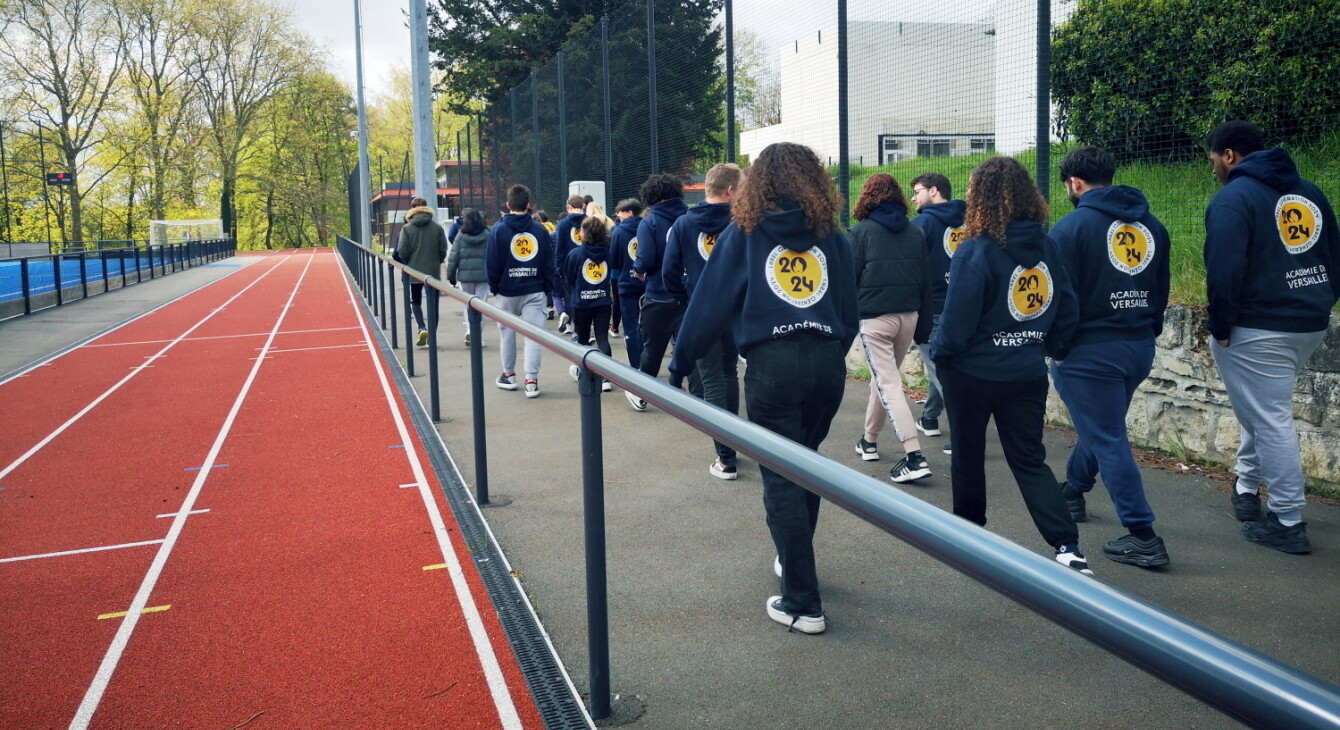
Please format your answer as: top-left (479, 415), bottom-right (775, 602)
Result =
top-left (553, 212), bottom-right (586, 273)
top-left (850, 201), bottom-right (932, 330)
top-left (928, 221), bottom-right (1078, 382)
top-left (668, 205), bottom-right (860, 384)
top-left (911, 199), bottom-right (968, 315)
top-left (486, 212), bottom-right (557, 297)
top-left (663, 201), bottom-right (733, 303)
top-left (1049, 185), bottom-right (1170, 355)
top-left (1205, 147), bottom-right (1340, 341)
top-left (610, 215), bottom-right (644, 298)
top-left (633, 198), bottom-right (690, 301)
top-left (562, 241), bottom-right (612, 310)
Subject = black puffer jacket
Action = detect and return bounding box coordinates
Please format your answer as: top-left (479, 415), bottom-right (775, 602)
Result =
top-left (850, 201), bottom-right (932, 329)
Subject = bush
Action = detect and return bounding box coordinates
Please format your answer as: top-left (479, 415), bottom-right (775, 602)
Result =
top-left (1051, 0), bottom-right (1340, 162)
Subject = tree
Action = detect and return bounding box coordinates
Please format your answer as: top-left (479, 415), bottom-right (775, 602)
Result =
top-left (0, 0), bottom-right (126, 244)
top-left (184, 0), bottom-right (300, 241)
top-left (733, 29), bottom-right (780, 131)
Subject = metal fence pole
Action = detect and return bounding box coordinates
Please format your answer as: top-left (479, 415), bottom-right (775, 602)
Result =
top-left (133, 245), bottom-right (142, 284)
top-left (725, 0), bottom-right (735, 163)
top-left (558, 51), bottom-right (568, 195)
top-left (53, 254), bottom-right (63, 306)
top-left (468, 306), bottom-right (490, 505)
top-left (100, 250), bottom-right (109, 292)
top-left (647, 0), bottom-right (659, 172)
top-left (1036, 0), bottom-right (1052, 203)
top-left (403, 271), bottom-right (416, 377)
top-left (531, 70), bottom-right (541, 199)
top-left (427, 285), bottom-right (441, 422)
top-left (837, 0), bottom-right (850, 227)
top-left (466, 121), bottom-right (475, 213)
top-left (20, 258), bottom-right (30, 315)
top-left (78, 252), bottom-right (88, 300)
top-left (578, 365), bottom-right (610, 720)
top-left (388, 260), bottom-right (399, 349)
top-left (602, 17), bottom-right (613, 196)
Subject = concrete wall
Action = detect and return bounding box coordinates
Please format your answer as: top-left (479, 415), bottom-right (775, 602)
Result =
top-left (855, 304), bottom-right (1340, 492)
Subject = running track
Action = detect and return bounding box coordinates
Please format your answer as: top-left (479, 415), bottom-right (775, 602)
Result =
top-left (0, 250), bottom-right (544, 728)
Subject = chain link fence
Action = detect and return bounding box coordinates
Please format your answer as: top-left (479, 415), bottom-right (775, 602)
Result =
top-left (446, 0), bottom-right (1338, 304)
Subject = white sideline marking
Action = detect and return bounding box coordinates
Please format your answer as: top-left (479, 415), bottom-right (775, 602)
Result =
top-left (68, 251), bottom-right (318, 730)
top-left (156, 509), bottom-right (210, 519)
top-left (263, 343), bottom-right (368, 354)
top-left (338, 256), bottom-right (523, 729)
top-left (81, 326), bottom-right (361, 349)
top-left (0, 539), bottom-right (165, 564)
top-left (0, 258), bottom-right (289, 483)
top-left (399, 483), bottom-right (418, 489)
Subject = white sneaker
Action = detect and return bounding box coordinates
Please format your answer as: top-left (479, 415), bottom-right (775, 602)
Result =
top-left (558, 312), bottom-right (570, 331)
top-left (524, 380), bottom-right (540, 398)
top-left (1055, 546), bottom-right (1094, 576)
top-left (709, 459), bottom-right (737, 480)
top-left (625, 389), bottom-right (647, 411)
top-left (569, 364), bottom-right (581, 382)
top-left (766, 596), bottom-right (825, 634)
top-left (773, 555), bottom-right (782, 578)
top-left (601, 381), bottom-right (612, 392)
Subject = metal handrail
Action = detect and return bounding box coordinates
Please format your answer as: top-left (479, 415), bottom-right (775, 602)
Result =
top-left (338, 235), bottom-right (1340, 729)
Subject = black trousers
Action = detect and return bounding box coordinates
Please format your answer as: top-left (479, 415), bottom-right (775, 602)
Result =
top-left (939, 365), bottom-right (1077, 549)
top-left (688, 327), bottom-right (740, 466)
top-left (637, 298), bottom-right (684, 378)
top-left (745, 333), bottom-right (846, 617)
top-left (572, 306), bottom-right (612, 358)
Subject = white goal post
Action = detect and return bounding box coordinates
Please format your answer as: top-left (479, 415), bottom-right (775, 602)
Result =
top-left (148, 219), bottom-right (224, 247)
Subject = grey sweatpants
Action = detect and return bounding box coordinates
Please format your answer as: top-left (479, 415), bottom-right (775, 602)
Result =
top-left (1211, 326), bottom-right (1326, 522)
top-left (496, 291), bottom-right (547, 380)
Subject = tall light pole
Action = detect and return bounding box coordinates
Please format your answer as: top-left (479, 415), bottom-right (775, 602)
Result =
top-left (409, 0), bottom-right (437, 208)
top-left (353, 0), bottom-right (373, 247)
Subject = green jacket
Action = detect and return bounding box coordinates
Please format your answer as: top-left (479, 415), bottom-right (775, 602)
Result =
top-left (396, 206), bottom-right (448, 278)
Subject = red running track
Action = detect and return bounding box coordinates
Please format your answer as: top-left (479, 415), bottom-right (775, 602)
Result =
top-left (0, 250), bottom-right (545, 729)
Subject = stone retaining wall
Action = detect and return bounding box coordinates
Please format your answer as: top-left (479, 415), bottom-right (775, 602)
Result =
top-left (857, 305), bottom-right (1340, 493)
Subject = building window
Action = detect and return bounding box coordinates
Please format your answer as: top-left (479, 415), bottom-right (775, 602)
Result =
top-left (971, 138), bottom-right (995, 151)
top-left (918, 139), bottom-right (952, 157)
top-left (880, 137), bottom-right (902, 165)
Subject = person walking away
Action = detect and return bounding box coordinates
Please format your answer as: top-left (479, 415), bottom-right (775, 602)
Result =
top-left (910, 173), bottom-right (966, 455)
top-left (552, 196), bottom-right (588, 335)
top-left (563, 216), bottom-right (615, 392)
top-left (670, 142), bottom-right (859, 634)
top-left (664, 163), bottom-right (743, 480)
top-left (447, 208), bottom-right (491, 347)
top-left (395, 196), bottom-right (448, 347)
top-left (849, 173), bottom-right (934, 483)
top-left (487, 184), bottom-right (558, 398)
top-left (628, 174), bottom-right (690, 411)
top-left (1049, 146), bottom-right (1171, 567)
top-left (927, 156), bottom-right (1091, 575)
top-left (1204, 120), bottom-right (1340, 554)
top-left (609, 199), bottom-right (645, 369)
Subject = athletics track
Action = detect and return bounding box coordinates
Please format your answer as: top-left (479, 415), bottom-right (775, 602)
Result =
top-left (0, 250), bottom-right (547, 728)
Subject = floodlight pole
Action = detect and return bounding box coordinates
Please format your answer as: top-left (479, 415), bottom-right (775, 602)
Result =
top-left (353, 0), bottom-right (373, 248)
top-left (409, 0), bottom-right (437, 207)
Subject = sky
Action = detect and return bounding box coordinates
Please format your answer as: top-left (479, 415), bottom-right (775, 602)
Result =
top-left (289, 0), bottom-right (412, 94)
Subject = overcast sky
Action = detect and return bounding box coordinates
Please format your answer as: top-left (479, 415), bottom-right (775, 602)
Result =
top-left (288, 0), bottom-right (411, 93)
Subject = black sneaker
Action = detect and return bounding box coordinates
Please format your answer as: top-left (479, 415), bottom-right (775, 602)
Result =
top-left (765, 596), bottom-right (825, 634)
top-left (1103, 534), bottom-right (1170, 567)
top-left (495, 372), bottom-right (518, 390)
top-left (1060, 481), bottom-right (1087, 523)
top-left (889, 452), bottom-right (931, 483)
top-left (915, 416), bottom-right (941, 436)
top-left (854, 437), bottom-right (879, 461)
top-left (942, 442), bottom-right (952, 455)
top-left (1054, 545), bottom-right (1094, 576)
top-left (1242, 513), bottom-right (1311, 554)
top-left (1232, 490), bottom-right (1261, 522)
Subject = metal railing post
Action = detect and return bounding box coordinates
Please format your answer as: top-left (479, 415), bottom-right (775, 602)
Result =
top-left (427, 283), bottom-right (441, 421)
top-left (134, 246), bottom-right (142, 284)
top-left (402, 271), bottom-right (416, 377)
top-left (78, 252), bottom-right (88, 300)
top-left (388, 259), bottom-right (398, 349)
top-left (20, 258), bottom-right (30, 315)
top-left (468, 305), bottom-right (489, 505)
top-left (100, 250), bottom-right (109, 292)
top-left (54, 254), bottom-right (63, 306)
top-left (578, 363), bottom-right (611, 720)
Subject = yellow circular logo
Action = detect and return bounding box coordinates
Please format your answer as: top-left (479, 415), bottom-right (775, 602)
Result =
top-left (582, 259), bottom-right (608, 285)
top-left (697, 232), bottom-right (717, 260)
top-left (943, 227), bottom-right (967, 258)
top-left (571, 226), bottom-right (583, 245)
top-left (1106, 221), bottom-right (1154, 275)
top-left (1276, 195), bottom-right (1322, 254)
top-left (1008, 263), bottom-right (1053, 321)
top-left (511, 232), bottom-right (539, 262)
top-left (766, 246), bottom-right (828, 308)
top-left (627, 237), bottom-right (638, 262)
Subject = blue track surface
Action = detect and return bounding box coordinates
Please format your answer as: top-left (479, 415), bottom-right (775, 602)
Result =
top-left (0, 251), bottom-right (188, 303)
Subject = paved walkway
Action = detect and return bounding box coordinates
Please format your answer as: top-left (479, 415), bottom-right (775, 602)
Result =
top-left (5, 257), bottom-right (1338, 729)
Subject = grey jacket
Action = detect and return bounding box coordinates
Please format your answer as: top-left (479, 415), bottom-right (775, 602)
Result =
top-left (447, 227), bottom-right (488, 283)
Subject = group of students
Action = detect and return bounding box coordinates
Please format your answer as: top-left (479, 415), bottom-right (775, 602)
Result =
top-left (399, 120), bottom-right (1337, 635)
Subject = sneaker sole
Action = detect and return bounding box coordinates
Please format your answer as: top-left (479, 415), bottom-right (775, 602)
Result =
top-left (496, 383), bottom-right (518, 391)
top-left (890, 467), bottom-right (932, 483)
top-left (710, 468), bottom-right (737, 481)
top-left (625, 392), bottom-right (647, 411)
top-left (1104, 551), bottom-right (1170, 567)
top-left (525, 389), bottom-right (540, 399)
top-left (1242, 532), bottom-right (1311, 554)
top-left (854, 444), bottom-right (879, 461)
top-left (765, 597), bottom-right (825, 634)
top-left (915, 424), bottom-right (942, 436)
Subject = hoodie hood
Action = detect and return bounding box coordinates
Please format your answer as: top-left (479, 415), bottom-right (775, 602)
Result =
top-left (919, 199), bottom-right (966, 227)
top-left (1076, 185), bottom-right (1149, 222)
top-left (650, 197), bottom-right (689, 225)
top-left (757, 203), bottom-right (822, 252)
top-left (866, 200), bottom-right (909, 234)
top-left (1228, 146), bottom-right (1301, 192)
top-left (616, 215), bottom-right (640, 233)
top-left (407, 205), bottom-right (435, 226)
top-left (581, 243), bottom-right (610, 264)
top-left (1001, 220), bottom-right (1047, 269)
top-left (502, 211), bottom-right (536, 232)
top-left (684, 201), bottom-right (733, 235)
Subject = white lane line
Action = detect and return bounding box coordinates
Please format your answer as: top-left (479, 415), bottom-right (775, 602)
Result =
top-left (0, 540), bottom-right (165, 565)
top-left (0, 257), bottom-right (289, 483)
top-left (263, 343), bottom-right (368, 354)
top-left (156, 509), bottom-right (210, 519)
top-left (338, 255), bottom-right (524, 730)
top-left (68, 251), bottom-right (318, 730)
top-left (81, 326), bottom-right (362, 349)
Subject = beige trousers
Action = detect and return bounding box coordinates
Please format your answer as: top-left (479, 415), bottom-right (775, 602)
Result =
top-left (860, 312), bottom-right (921, 453)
